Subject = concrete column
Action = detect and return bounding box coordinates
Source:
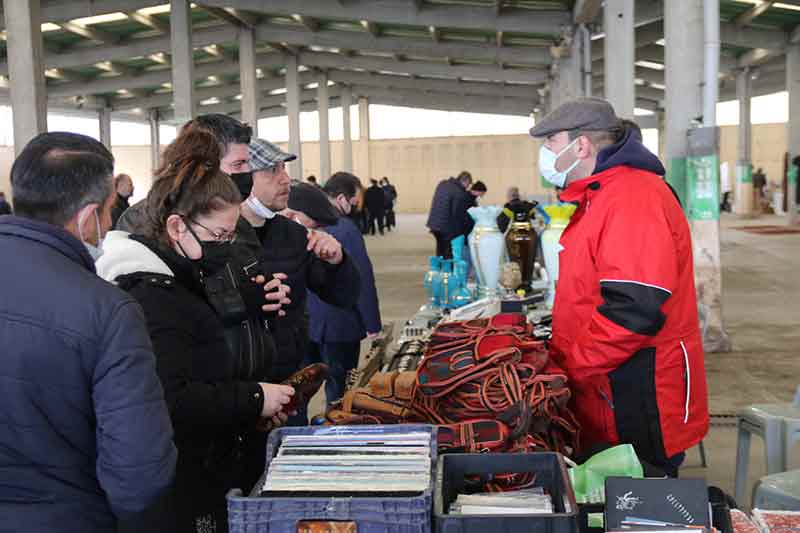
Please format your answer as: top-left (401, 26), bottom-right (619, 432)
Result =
top-left (787, 42), bottom-right (800, 224)
top-left (169, 0), bottom-right (194, 124)
top-left (341, 85), bottom-right (354, 172)
top-left (580, 25), bottom-right (592, 98)
top-left (736, 68), bottom-right (754, 216)
top-left (665, 0), bottom-right (730, 353)
top-left (357, 97), bottom-right (372, 180)
top-left (285, 55), bottom-right (303, 180)
top-left (4, 0), bottom-right (47, 156)
top-left (99, 107), bottom-right (112, 150)
top-left (603, 0), bottom-right (635, 118)
top-left (317, 71), bottom-right (331, 181)
top-left (239, 26), bottom-right (259, 136)
top-left (149, 109), bottom-right (161, 172)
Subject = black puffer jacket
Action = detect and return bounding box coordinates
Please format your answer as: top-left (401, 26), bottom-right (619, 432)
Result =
top-left (242, 216), bottom-right (362, 382)
top-left (97, 232), bottom-right (265, 531)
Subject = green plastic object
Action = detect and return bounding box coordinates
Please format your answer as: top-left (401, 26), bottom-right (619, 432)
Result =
top-left (568, 444), bottom-right (644, 504)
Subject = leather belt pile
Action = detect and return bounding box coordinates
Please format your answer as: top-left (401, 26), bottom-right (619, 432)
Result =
top-left (324, 313), bottom-right (579, 472)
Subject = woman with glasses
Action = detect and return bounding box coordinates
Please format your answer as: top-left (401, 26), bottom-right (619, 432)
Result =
top-left (97, 129), bottom-right (294, 532)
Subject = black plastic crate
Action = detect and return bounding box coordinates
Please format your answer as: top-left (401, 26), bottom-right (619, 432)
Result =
top-left (227, 424), bottom-right (437, 533)
top-left (433, 453), bottom-right (578, 533)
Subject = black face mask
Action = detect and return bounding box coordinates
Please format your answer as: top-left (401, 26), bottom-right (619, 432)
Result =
top-left (230, 171), bottom-right (254, 198)
top-left (197, 242), bottom-right (235, 274)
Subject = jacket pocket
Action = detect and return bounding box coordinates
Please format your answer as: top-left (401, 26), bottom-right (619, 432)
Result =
top-left (608, 347), bottom-right (667, 464)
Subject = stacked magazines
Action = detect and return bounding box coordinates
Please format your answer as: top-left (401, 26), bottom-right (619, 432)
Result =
top-left (448, 488), bottom-right (553, 515)
top-left (260, 430), bottom-right (432, 495)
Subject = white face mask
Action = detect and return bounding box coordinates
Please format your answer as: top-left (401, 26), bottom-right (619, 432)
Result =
top-left (539, 138), bottom-right (580, 189)
top-left (245, 196), bottom-right (276, 220)
top-left (78, 206), bottom-right (105, 261)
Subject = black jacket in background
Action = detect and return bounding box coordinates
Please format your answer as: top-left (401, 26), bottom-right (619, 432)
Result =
top-left (364, 184), bottom-right (386, 215)
top-left (243, 216), bottom-right (362, 381)
top-left (426, 177), bottom-right (474, 240)
top-left (0, 198), bottom-right (11, 215)
top-left (106, 235), bottom-right (265, 531)
top-left (110, 193), bottom-right (130, 229)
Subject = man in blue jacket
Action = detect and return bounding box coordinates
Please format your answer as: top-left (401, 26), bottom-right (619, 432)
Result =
top-left (0, 132), bottom-right (177, 532)
top-left (285, 174), bottom-right (383, 405)
top-left (426, 170), bottom-right (475, 259)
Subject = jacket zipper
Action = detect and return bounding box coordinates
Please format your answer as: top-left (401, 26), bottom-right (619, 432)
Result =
top-left (681, 340), bottom-right (690, 423)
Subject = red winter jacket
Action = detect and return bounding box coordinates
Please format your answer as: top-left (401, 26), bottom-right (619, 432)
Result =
top-left (548, 131), bottom-right (709, 465)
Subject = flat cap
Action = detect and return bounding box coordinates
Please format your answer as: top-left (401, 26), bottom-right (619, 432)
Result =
top-left (530, 97), bottom-right (619, 138)
top-left (249, 138), bottom-right (297, 171)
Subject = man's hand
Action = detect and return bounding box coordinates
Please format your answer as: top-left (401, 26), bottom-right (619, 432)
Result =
top-left (251, 273), bottom-right (292, 316)
top-left (307, 229), bottom-right (343, 265)
top-left (258, 383), bottom-right (294, 418)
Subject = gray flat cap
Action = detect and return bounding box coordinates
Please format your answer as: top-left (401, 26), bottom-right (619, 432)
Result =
top-left (530, 97), bottom-right (619, 138)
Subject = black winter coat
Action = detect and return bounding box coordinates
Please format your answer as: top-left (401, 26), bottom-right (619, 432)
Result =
top-left (364, 184), bottom-right (386, 215)
top-left (244, 216), bottom-right (362, 381)
top-left (426, 178), bottom-right (474, 240)
top-left (102, 234), bottom-right (265, 532)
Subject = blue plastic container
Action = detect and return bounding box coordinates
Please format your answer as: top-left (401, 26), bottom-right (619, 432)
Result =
top-left (227, 424), bottom-right (437, 533)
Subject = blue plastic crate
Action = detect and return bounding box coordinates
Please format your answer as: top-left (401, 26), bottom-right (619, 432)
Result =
top-left (433, 452), bottom-right (578, 533)
top-left (227, 424), bottom-right (437, 533)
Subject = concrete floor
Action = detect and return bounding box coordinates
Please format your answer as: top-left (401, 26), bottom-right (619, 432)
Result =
top-left (318, 212), bottom-right (800, 508)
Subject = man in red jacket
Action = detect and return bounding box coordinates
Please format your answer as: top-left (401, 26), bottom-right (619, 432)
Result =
top-left (530, 98), bottom-right (708, 476)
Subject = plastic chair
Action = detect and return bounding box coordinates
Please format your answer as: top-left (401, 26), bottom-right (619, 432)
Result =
top-left (734, 386), bottom-right (800, 506)
top-left (752, 469), bottom-right (800, 510)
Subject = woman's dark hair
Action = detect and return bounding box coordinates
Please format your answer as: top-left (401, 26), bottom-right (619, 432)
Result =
top-left (456, 170), bottom-right (472, 185)
top-left (11, 132), bottom-right (113, 226)
top-left (145, 129), bottom-right (241, 244)
top-left (324, 171), bottom-right (363, 200)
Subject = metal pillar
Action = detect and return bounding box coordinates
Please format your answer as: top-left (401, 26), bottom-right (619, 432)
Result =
top-left (666, 0), bottom-right (730, 353)
top-left (4, 0), bottom-right (47, 156)
top-left (603, 0), bottom-right (635, 118)
top-left (357, 97), bottom-right (371, 180)
top-left (239, 26), bottom-right (258, 136)
top-left (286, 55), bottom-right (303, 180)
top-left (736, 68), bottom-right (754, 216)
top-left (169, 0), bottom-right (194, 124)
top-left (99, 107), bottom-right (112, 150)
top-left (341, 85), bottom-right (354, 173)
top-left (149, 109), bottom-right (161, 172)
top-left (317, 71), bottom-right (331, 181)
top-left (787, 42), bottom-right (800, 225)
top-left (580, 24), bottom-right (592, 98)
top-left (703, 0), bottom-right (720, 126)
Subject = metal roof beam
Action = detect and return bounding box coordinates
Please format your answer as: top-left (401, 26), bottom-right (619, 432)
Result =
top-left (200, 5), bottom-right (256, 28)
top-left (720, 22), bottom-right (787, 50)
top-left (58, 21), bottom-right (120, 44)
top-left (47, 52), bottom-right (286, 98)
top-left (126, 10), bottom-right (169, 33)
top-left (298, 51), bottom-right (548, 84)
top-left (199, 0), bottom-right (571, 35)
top-left (352, 86), bottom-right (536, 116)
top-left (734, 0), bottom-right (775, 27)
top-left (112, 70), bottom-right (317, 111)
top-left (327, 70), bottom-right (540, 99)
top-left (0, 25), bottom-right (237, 76)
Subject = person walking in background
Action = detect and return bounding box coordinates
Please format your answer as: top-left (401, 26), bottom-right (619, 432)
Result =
top-left (364, 178), bottom-right (386, 236)
top-left (110, 173), bottom-right (134, 228)
top-left (284, 174), bottom-right (382, 405)
top-left (381, 177), bottom-right (398, 231)
top-left (0, 191), bottom-right (12, 215)
top-left (426, 171), bottom-right (474, 259)
top-left (0, 132), bottom-right (176, 532)
top-left (307, 175), bottom-right (318, 186)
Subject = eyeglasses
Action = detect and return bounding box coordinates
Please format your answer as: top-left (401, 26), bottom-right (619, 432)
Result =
top-left (188, 218), bottom-right (237, 245)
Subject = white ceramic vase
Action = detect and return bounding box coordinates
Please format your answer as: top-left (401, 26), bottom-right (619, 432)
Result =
top-left (467, 205), bottom-right (505, 297)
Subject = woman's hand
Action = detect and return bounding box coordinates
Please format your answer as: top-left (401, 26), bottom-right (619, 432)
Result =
top-left (258, 383), bottom-right (294, 417)
top-left (251, 273), bottom-right (291, 316)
